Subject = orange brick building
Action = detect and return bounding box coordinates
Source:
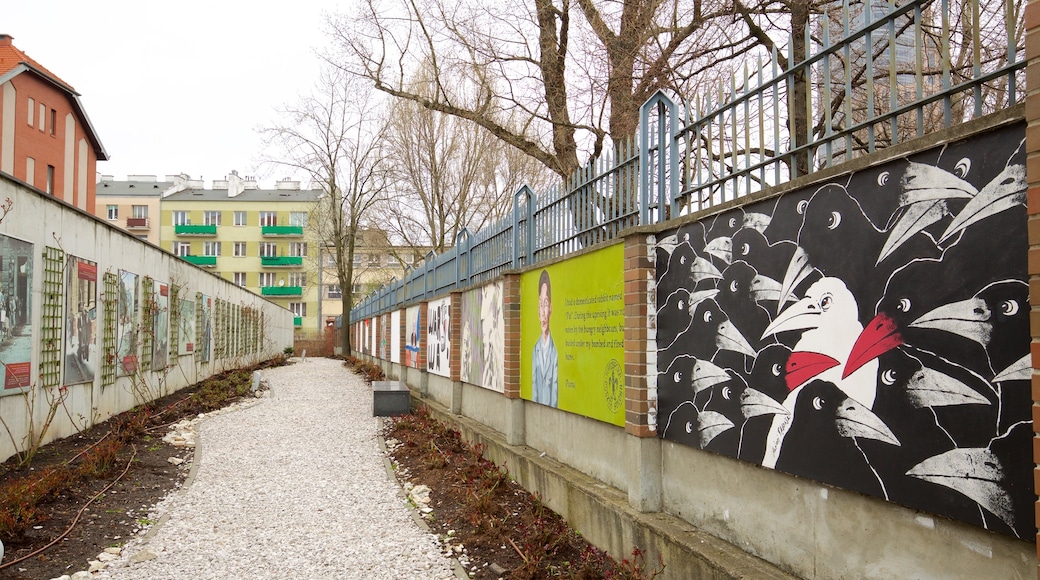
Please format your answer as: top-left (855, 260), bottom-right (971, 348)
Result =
top-left (0, 34), bottom-right (107, 213)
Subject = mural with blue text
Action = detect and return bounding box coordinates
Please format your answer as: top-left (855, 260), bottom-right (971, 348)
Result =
top-left (655, 124), bottom-right (1031, 538)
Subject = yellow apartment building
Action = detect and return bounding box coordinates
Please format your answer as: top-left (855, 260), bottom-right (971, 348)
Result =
top-left (160, 175), bottom-right (322, 332)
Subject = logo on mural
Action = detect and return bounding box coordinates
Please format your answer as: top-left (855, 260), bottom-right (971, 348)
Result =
top-left (603, 358), bottom-right (623, 413)
top-left (655, 125), bottom-right (1031, 538)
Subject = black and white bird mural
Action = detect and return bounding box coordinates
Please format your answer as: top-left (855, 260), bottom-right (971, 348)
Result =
top-left (655, 125), bottom-right (1033, 539)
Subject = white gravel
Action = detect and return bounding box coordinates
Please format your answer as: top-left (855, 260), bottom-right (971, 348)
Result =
top-left (95, 358), bottom-right (458, 580)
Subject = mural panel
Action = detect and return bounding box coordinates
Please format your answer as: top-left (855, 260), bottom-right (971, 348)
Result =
top-left (655, 124), bottom-right (1031, 538)
top-left (405, 306), bottom-right (421, 368)
top-left (178, 298), bottom-right (195, 355)
top-left (461, 282), bottom-right (504, 392)
top-left (64, 256), bottom-right (97, 386)
top-left (390, 310), bottom-right (401, 364)
top-left (522, 244), bottom-right (625, 426)
top-left (427, 296), bottom-right (451, 377)
top-left (199, 295), bottom-right (212, 363)
top-left (117, 270), bottom-right (138, 375)
top-left (151, 282), bottom-right (169, 370)
top-left (0, 234), bottom-right (32, 389)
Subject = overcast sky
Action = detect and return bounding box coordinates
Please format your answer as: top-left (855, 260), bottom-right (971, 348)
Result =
top-left (7, 1), bottom-right (340, 186)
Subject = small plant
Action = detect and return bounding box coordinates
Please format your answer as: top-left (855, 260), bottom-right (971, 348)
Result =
top-left (283, 345), bottom-right (294, 356)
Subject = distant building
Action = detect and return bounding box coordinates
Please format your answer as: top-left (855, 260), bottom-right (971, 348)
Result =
top-left (160, 174), bottom-right (322, 332)
top-left (94, 174), bottom-right (175, 245)
top-left (0, 34), bottom-right (108, 212)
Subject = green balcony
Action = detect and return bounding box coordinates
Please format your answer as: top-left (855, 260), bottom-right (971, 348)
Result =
top-left (294, 316), bottom-right (303, 327)
top-left (174, 224), bottom-right (217, 236)
top-left (261, 286), bottom-right (303, 296)
top-left (181, 255), bottom-right (216, 267)
top-left (261, 225), bottom-right (304, 237)
top-left (261, 256), bottom-right (303, 267)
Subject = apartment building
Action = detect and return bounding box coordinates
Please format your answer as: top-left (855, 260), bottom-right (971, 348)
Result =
top-left (95, 174), bottom-right (173, 245)
top-left (0, 34), bottom-right (107, 212)
top-left (160, 175), bottom-right (322, 331)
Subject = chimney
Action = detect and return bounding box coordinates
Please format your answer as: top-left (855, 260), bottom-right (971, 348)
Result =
top-left (227, 171), bottom-right (244, 197)
top-left (0, 35), bottom-right (13, 48)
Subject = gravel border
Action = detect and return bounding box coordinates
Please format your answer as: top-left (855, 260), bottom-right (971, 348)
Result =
top-left (93, 358), bottom-right (462, 580)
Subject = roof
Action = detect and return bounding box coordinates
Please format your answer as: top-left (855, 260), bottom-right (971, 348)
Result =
top-left (0, 35), bottom-right (108, 160)
top-left (163, 188), bottom-right (324, 203)
top-left (97, 179), bottom-right (174, 197)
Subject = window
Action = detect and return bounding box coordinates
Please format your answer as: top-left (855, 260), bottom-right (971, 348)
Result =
top-left (328, 284), bottom-right (342, 298)
top-left (352, 283), bottom-right (362, 293)
top-left (323, 253), bottom-right (337, 267)
top-left (233, 272), bottom-right (247, 287)
top-left (289, 242), bottom-right (307, 257)
top-left (173, 211), bottom-right (190, 225)
top-left (27, 98), bottom-right (34, 127)
top-left (107, 205), bottom-right (118, 220)
top-left (25, 157), bottom-right (34, 187)
top-left (49, 109), bottom-right (56, 136)
top-left (204, 211), bottom-right (222, 226)
top-left (260, 242), bottom-right (277, 257)
top-left (46, 165), bottom-right (54, 194)
top-left (132, 205), bottom-right (148, 218)
top-left (233, 242), bottom-right (247, 257)
top-left (203, 241), bottom-right (221, 256)
top-left (172, 242), bottom-right (190, 256)
top-left (39, 103), bottom-right (45, 132)
top-left (289, 212), bottom-right (308, 227)
top-left (368, 254), bottom-right (381, 266)
top-left (234, 211), bottom-right (247, 226)
top-left (258, 272), bottom-right (276, 287)
top-left (259, 211), bottom-right (277, 226)
top-left (352, 254), bottom-right (361, 266)
top-left (288, 272), bottom-right (307, 287)
top-left (289, 302), bottom-right (307, 317)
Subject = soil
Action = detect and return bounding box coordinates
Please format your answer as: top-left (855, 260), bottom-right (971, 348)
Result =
top-left (0, 359), bottom-right (660, 579)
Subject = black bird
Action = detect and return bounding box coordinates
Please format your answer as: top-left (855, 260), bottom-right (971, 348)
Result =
top-left (775, 380), bottom-right (901, 498)
top-left (716, 261), bottom-right (773, 353)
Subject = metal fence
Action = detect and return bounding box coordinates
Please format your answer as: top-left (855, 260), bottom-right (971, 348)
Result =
top-left (351, 0), bottom-right (1023, 322)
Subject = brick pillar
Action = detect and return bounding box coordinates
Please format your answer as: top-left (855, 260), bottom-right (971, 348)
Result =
top-left (502, 273), bottom-right (525, 445)
top-left (398, 308), bottom-right (407, 369)
top-left (450, 292), bottom-right (464, 414)
top-left (623, 233), bottom-right (661, 513)
top-left (418, 302), bottom-right (429, 398)
top-left (1027, 0), bottom-right (1040, 570)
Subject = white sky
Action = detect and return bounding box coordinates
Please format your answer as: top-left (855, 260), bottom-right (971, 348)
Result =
top-left (6, 1), bottom-right (342, 187)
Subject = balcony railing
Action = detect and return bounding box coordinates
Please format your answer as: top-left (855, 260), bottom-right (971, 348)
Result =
top-left (180, 255), bottom-right (216, 267)
top-left (126, 217), bottom-right (149, 229)
top-left (261, 256), bottom-right (303, 267)
top-left (261, 286), bottom-right (303, 296)
top-left (293, 316), bottom-right (303, 327)
top-left (261, 225), bottom-right (304, 237)
top-left (174, 224), bottom-right (217, 236)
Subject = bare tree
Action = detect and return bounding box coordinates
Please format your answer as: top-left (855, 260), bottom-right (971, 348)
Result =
top-left (259, 67), bottom-right (389, 355)
top-left (379, 63), bottom-right (554, 254)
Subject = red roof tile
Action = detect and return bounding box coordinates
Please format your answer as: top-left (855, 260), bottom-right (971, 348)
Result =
top-left (0, 35), bottom-right (76, 92)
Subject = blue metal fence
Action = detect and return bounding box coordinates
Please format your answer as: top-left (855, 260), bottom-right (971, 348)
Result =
top-left (350, 0), bottom-right (1023, 323)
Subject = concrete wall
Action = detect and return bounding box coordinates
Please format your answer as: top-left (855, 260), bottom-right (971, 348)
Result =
top-left (0, 174), bottom-right (292, 464)
top-left (353, 112), bottom-right (1035, 579)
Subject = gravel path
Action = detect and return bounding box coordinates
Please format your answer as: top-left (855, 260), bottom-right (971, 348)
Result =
top-left (96, 358), bottom-right (458, 580)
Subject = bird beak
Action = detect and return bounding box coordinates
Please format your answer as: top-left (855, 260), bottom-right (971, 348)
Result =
top-left (692, 359), bottom-right (731, 393)
top-left (739, 387), bottom-right (789, 419)
top-left (784, 351), bottom-right (840, 391)
top-left (908, 297), bottom-right (992, 347)
top-left (993, 354), bottom-right (1030, 383)
top-left (834, 397), bottom-right (900, 445)
top-left (843, 313), bottom-right (903, 379)
top-left (906, 448), bottom-right (1013, 529)
top-left (697, 410), bottom-right (735, 448)
top-left (750, 275), bottom-right (791, 304)
top-left (904, 366), bottom-right (990, 408)
top-left (939, 164), bottom-right (1026, 243)
top-left (777, 247), bottom-right (814, 313)
top-left (688, 289), bottom-right (720, 311)
top-left (899, 161), bottom-right (977, 204)
top-left (704, 237), bottom-right (732, 264)
top-left (716, 320), bottom-right (756, 357)
top-left (761, 295), bottom-right (820, 339)
top-left (876, 201), bottom-right (946, 265)
top-left (691, 257), bottom-right (723, 283)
